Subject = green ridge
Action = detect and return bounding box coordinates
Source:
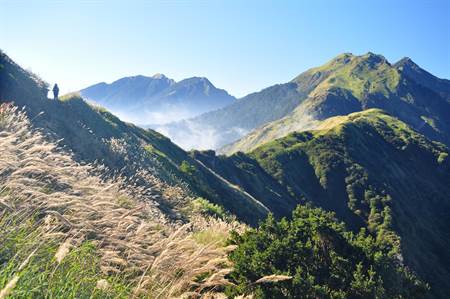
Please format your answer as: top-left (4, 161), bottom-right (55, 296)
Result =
top-left (197, 110), bottom-right (450, 297)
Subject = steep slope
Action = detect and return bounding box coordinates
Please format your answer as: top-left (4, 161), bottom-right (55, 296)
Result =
top-left (194, 109), bottom-right (450, 297)
top-left (0, 50), bottom-right (268, 224)
top-left (192, 150), bottom-right (299, 218)
top-left (0, 103), bottom-right (238, 298)
top-left (3, 49), bottom-right (449, 296)
top-left (223, 53), bottom-right (450, 154)
top-left (80, 74), bottom-right (235, 125)
top-left (395, 57), bottom-right (450, 101)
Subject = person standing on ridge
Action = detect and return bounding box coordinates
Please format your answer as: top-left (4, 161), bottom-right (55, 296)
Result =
top-left (52, 83), bottom-right (59, 100)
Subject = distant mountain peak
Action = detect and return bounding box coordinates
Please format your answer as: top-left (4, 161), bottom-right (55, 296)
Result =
top-left (394, 55), bottom-right (413, 65)
top-left (329, 52), bottom-right (389, 66)
top-left (393, 56), bottom-right (450, 99)
top-left (394, 56), bottom-right (421, 72)
top-left (184, 76), bottom-right (211, 83)
top-left (364, 51), bottom-right (384, 58)
top-left (112, 74), bottom-right (173, 84)
top-left (327, 53), bottom-right (354, 65)
top-left (80, 73), bottom-right (235, 125)
top-left (152, 73), bottom-right (168, 80)
top-left (128, 74), bottom-right (148, 79)
top-left (359, 52), bottom-right (389, 66)
top-left (396, 56), bottom-right (414, 64)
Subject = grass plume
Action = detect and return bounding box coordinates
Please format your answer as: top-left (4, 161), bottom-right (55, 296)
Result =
top-left (0, 103), bottom-right (240, 298)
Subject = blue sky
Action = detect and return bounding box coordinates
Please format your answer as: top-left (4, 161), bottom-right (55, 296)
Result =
top-left (1, 0), bottom-right (449, 97)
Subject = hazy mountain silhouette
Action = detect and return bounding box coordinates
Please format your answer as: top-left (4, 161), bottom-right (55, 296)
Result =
top-left (80, 74), bottom-right (235, 125)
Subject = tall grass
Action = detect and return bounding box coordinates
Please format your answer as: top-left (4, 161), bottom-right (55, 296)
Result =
top-left (0, 103), bottom-right (241, 298)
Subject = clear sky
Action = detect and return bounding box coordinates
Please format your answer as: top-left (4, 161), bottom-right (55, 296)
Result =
top-left (1, 0), bottom-right (449, 97)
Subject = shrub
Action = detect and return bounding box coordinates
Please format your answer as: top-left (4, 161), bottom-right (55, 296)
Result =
top-left (226, 205), bottom-right (427, 298)
top-left (192, 197), bottom-right (227, 219)
top-left (179, 160), bottom-right (196, 176)
top-left (437, 152), bottom-right (448, 164)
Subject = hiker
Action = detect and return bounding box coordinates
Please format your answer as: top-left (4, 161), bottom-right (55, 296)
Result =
top-left (52, 83), bottom-right (59, 100)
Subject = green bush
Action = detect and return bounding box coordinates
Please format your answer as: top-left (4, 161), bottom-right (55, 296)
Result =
top-left (437, 152), bottom-right (448, 164)
top-left (226, 205), bottom-right (427, 298)
top-left (179, 160), bottom-right (196, 176)
top-left (192, 197), bottom-right (227, 220)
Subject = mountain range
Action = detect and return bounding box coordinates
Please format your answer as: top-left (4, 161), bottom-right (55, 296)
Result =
top-left (0, 50), bottom-right (268, 224)
top-left (1, 49), bottom-right (450, 297)
top-left (222, 53), bottom-right (450, 154)
top-left (158, 52), bottom-right (450, 152)
top-left (192, 109), bottom-right (450, 297)
top-left (80, 74), bottom-right (235, 126)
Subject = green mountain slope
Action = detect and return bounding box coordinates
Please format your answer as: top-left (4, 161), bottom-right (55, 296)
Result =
top-left (0, 50), bottom-right (268, 225)
top-left (193, 109), bottom-right (450, 297)
top-left (2, 49), bottom-right (449, 297)
top-left (0, 100), bottom-right (241, 298)
top-left (157, 82), bottom-right (307, 149)
top-left (395, 57), bottom-right (450, 101)
top-left (0, 101), bottom-right (428, 298)
top-left (219, 52), bottom-right (450, 154)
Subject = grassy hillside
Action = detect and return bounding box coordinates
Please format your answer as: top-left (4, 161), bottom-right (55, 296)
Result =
top-left (223, 53), bottom-right (450, 154)
top-left (0, 104), bottom-right (240, 298)
top-left (0, 50), bottom-right (268, 225)
top-left (2, 103), bottom-right (430, 298)
top-left (2, 49), bottom-right (448, 297)
top-left (192, 150), bottom-right (299, 218)
top-left (195, 109), bottom-right (450, 297)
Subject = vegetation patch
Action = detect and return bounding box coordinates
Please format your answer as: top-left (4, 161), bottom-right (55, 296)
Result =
top-left (144, 144), bottom-right (167, 158)
top-left (192, 197), bottom-right (227, 220)
top-left (0, 215), bottom-right (130, 298)
top-left (226, 205), bottom-right (427, 298)
top-left (193, 229), bottom-right (228, 246)
top-left (179, 160), bottom-right (197, 176)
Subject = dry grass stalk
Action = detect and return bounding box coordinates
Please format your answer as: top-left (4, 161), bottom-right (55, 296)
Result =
top-left (0, 275), bottom-right (19, 299)
top-left (0, 104), bottom-right (242, 297)
top-left (55, 238), bottom-right (73, 263)
top-left (96, 279), bottom-right (110, 291)
top-left (254, 274), bottom-right (293, 284)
